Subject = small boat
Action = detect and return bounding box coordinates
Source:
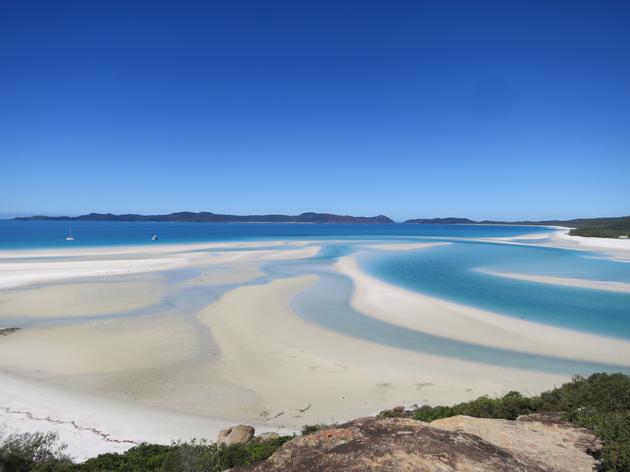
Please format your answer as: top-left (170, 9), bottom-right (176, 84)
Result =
top-left (65, 228), bottom-right (75, 241)
top-left (151, 234), bottom-right (158, 241)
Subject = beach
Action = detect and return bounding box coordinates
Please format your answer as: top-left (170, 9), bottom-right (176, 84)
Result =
top-left (1, 229), bottom-right (629, 460)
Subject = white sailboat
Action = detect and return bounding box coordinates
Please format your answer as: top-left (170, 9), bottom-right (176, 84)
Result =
top-left (65, 228), bottom-right (75, 241)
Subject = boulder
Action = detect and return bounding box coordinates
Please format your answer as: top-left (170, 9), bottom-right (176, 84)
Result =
top-left (231, 414), bottom-right (600, 471)
top-left (431, 414), bottom-right (601, 472)
top-left (217, 425), bottom-right (255, 446)
top-left (254, 432), bottom-right (280, 442)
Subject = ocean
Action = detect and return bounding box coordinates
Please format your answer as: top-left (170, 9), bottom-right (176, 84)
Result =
top-left (0, 220), bottom-right (548, 249)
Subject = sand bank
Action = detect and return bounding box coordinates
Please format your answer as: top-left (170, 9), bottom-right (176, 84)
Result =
top-left (199, 275), bottom-right (568, 430)
top-left (0, 243), bottom-right (320, 289)
top-left (0, 239), bottom-right (311, 259)
top-left (335, 256), bottom-right (630, 366)
top-left (361, 242), bottom-right (451, 251)
top-left (478, 269), bottom-right (630, 293)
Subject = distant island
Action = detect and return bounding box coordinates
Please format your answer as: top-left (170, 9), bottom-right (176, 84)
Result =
top-left (13, 213), bottom-right (630, 238)
top-left (14, 211), bottom-right (394, 225)
top-left (405, 215), bottom-right (630, 238)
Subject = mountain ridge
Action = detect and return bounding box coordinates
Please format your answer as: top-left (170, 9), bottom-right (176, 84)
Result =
top-left (14, 211), bottom-right (394, 224)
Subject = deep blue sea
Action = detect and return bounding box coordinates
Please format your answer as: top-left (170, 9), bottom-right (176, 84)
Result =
top-left (0, 220), bottom-right (546, 249)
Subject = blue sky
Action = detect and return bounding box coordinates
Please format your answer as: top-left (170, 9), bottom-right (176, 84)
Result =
top-left (1, 1), bottom-right (629, 221)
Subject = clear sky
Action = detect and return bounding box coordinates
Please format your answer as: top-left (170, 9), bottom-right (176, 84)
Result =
top-left (1, 1), bottom-right (629, 221)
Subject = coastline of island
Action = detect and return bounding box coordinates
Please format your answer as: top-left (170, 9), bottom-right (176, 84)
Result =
top-left (10, 212), bottom-right (630, 239)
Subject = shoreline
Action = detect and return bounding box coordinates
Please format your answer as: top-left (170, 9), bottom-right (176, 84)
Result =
top-left (0, 371), bottom-right (290, 462)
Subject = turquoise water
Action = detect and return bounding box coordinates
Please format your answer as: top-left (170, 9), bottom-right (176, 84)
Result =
top-left (361, 242), bottom-right (630, 340)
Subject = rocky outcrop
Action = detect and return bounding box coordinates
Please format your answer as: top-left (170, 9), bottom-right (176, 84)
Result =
top-left (432, 414), bottom-right (601, 472)
top-left (233, 414), bottom-right (600, 471)
top-left (217, 425), bottom-right (255, 446)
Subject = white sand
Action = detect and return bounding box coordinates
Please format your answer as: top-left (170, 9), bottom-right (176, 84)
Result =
top-left (199, 275), bottom-right (568, 429)
top-left (482, 229), bottom-right (630, 262)
top-left (0, 243), bottom-right (320, 289)
top-left (0, 371), bottom-right (286, 462)
top-left (0, 276), bottom-right (166, 321)
top-left (0, 257), bottom-right (188, 289)
top-left (477, 269), bottom-right (630, 293)
top-left (549, 230), bottom-right (630, 261)
top-left (0, 239), bottom-right (310, 259)
top-left (335, 256), bottom-right (630, 366)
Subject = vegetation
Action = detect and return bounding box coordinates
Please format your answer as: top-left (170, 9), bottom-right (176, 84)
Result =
top-left (0, 430), bottom-right (71, 471)
top-left (405, 215), bottom-right (630, 238)
top-left (13, 211), bottom-right (394, 224)
top-left (0, 434), bottom-right (292, 472)
top-left (412, 373), bottom-right (630, 472)
top-left (569, 219), bottom-right (630, 238)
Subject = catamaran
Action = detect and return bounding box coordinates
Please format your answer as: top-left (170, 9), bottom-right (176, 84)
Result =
top-left (65, 228), bottom-right (75, 241)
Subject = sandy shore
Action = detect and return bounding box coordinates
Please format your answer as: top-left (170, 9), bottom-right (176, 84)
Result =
top-left (335, 256), bottom-right (630, 366)
top-left (0, 371), bottom-right (286, 462)
top-left (516, 229), bottom-right (630, 262)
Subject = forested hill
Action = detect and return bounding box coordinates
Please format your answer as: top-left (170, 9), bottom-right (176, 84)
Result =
top-left (14, 212), bottom-right (394, 224)
top-left (403, 215), bottom-right (630, 238)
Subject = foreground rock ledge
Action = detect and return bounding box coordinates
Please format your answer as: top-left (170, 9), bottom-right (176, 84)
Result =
top-left (233, 414), bottom-right (600, 472)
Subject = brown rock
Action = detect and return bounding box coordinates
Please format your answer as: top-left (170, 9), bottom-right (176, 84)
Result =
top-left (217, 424), bottom-right (255, 446)
top-left (232, 416), bottom-right (553, 471)
top-left (431, 414), bottom-right (601, 472)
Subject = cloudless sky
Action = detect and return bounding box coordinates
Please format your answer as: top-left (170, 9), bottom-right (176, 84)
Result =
top-left (1, 0), bottom-right (629, 221)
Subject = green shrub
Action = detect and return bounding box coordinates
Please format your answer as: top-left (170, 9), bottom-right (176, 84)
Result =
top-left (73, 436), bottom-right (293, 472)
top-left (0, 430), bottom-right (71, 472)
top-left (413, 391), bottom-right (540, 422)
top-left (77, 443), bottom-right (171, 471)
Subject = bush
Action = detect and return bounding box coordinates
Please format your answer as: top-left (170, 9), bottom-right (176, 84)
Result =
top-left (413, 391), bottom-right (540, 422)
top-left (78, 443), bottom-right (171, 471)
top-left (0, 430), bottom-right (71, 472)
top-left (73, 436), bottom-right (293, 472)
